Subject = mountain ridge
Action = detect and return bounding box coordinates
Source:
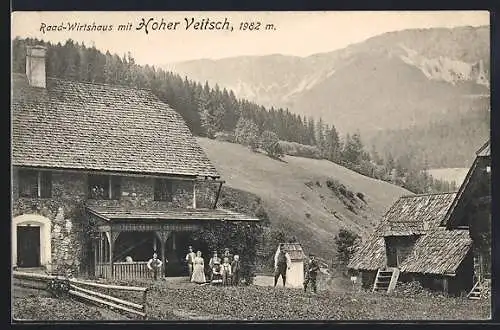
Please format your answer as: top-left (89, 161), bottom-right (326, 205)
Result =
top-left (165, 25), bottom-right (490, 168)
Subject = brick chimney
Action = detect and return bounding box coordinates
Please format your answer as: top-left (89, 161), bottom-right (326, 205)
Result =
top-left (25, 45), bottom-right (47, 88)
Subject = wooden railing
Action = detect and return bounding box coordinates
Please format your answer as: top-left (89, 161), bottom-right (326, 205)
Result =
top-left (96, 262), bottom-right (152, 280)
top-left (13, 271), bottom-right (149, 319)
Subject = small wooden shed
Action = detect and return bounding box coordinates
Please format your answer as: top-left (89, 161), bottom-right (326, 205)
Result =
top-left (275, 243), bottom-right (306, 288)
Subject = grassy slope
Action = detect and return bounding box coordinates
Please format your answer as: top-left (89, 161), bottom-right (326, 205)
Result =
top-left (197, 138), bottom-right (410, 258)
top-left (13, 281), bottom-right (489, 321)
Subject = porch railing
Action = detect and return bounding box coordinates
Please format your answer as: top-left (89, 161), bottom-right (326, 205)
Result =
top-left (96, 262), bottom-right (152, 280)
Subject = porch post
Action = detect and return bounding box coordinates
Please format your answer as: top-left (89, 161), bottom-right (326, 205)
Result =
top-left (106, 230), bottom-right (121, 279)
top-left (93, 238), bottom-right (97, 278)
top-left (155, 231), bottom-right (171, 278)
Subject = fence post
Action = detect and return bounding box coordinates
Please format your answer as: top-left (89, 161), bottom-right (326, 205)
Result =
top-left (142, 288), bottom-right (148, 319)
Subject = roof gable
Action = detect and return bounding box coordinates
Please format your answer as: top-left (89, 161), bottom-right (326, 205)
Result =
top-left (476, 140), bottom-right (490, 157)
top-left (277, 243), bottom-right (306, 261)
top-left (381, 192), bottom-right (457, 236)
top-left (441, 140), bottom-right (491, 227)
top-left (12, 73), bottom-right (219, 178)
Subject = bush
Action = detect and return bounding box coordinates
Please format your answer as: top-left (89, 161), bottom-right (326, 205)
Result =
top-left (334, 229), bottom-right (361, 272)
top-left (214, 131), bottom-right (235, 143)
top-left (190, 222), bottom-right (263, 284)
top-left (260, 130), bottom-right (284, 159)
top-left (356, 192), bottom-right (366, 203)
top-left (278, 141), bottom-right (322, 159)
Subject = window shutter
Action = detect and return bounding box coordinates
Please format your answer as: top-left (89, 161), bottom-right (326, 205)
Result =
top-left (154, 179), bottom-right (161, 201)
top-left (40, 172), bottom-right (52, 198)
top-left (154, 179), bottom-right (173, 201)
top-left (166, 180), bottom-right (173, 202)
top-left (111, 176), bottom-right (121, 200)
top-left (18, 170), bottom-right (38, 198)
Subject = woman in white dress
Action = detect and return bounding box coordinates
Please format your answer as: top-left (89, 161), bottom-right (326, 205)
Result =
top-left (191, 251), bottom-right (207, 284)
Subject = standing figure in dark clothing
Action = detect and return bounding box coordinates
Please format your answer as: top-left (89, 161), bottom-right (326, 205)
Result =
top-left (274, 244), bottom-right (291, 287)
top-left (231, 254), bottom-right (241, 286)
top-left (147, 252), bottom-right (163, 281)
top-left (304, 253), bottom-right (320, 293)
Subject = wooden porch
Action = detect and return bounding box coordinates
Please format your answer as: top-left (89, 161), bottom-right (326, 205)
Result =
top-left (86, 206), bottom-right (260, 280)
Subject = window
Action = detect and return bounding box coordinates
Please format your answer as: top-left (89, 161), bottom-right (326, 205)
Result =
top-left (88, 175), bottom-right (121, 200)
top-left (18, 169), bottom-right (52, 198)
top-left (154, 179), bottom-right (173, 202)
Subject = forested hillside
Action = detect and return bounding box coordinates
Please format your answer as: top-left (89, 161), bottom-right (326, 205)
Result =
top-left (12, 37), bottom-right (457, 194)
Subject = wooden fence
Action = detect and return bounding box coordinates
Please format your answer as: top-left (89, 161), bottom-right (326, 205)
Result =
top-left (96, 262), bottom-right (152, 280)
top-left (13, 271), bottom-right (149, 319)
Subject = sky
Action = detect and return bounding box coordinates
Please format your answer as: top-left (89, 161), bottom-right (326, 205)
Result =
top-left (12, 11), bottom-right (489, 66)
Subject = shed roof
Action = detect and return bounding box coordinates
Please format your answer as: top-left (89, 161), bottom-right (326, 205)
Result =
top-left (381, 192), bottom-right (457, 236)
top-left (399, 229), bottom-right (472, 275)
top-left (278, 243), bottom-right (306, 261)
top-left (12, 73), bottom-right (219, 178)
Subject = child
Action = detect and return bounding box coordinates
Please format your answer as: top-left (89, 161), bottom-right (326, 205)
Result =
top-left (211, 260), bottom-right (223, 285)
top-left (209, 251), bottom-right (221, 281)
top-left (231, 255), bottom-right (241, 286)
top-left (222, 257), bottom-right (232, 286)
top-left (222, 247), bottom-right (233, 263)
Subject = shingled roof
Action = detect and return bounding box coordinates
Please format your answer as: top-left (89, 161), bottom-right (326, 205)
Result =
top-left (12, 73), bottom-right (219, 178)
top-left (348, 192), bottom-right (459, 272)
top-left (278, 243), bottom-right (306, 261)
top-left (399, 228), bottom-right (472, 275)
top-left (381, 192), bottom-right (457, 236)
top-left (86, 206), bottom-right (260, 222)
top-left (347, 223), bottom-right (386, 271)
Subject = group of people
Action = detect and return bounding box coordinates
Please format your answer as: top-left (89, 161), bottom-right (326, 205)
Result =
top-left (185, 246), bottom-right (242, 286)
top-left (144, 243), bottom-right (321, 293)
top-left (273, 243), bottom-right (320, 293)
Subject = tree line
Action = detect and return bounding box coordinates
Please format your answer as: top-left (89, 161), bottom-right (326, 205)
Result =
top-left (12, 37), bottom-right (457, 194)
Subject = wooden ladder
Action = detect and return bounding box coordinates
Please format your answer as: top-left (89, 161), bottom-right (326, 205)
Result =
top-left (468, 279), bottom-right (490, 300)
top-left (373, 268), bottom-right (400, 293)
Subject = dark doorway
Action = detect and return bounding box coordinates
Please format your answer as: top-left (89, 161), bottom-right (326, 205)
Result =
top-left (17, 226), bottom-right (40, 267)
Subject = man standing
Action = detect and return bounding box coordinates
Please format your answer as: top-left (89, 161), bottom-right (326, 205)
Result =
top-left (147, 252), bottom-right (163, 281)
top-left (185, 246), bottom-right (196, 279)
top-left (303, 253), bottom-right (320, 293)
top-left (274, 244), bottom-right (291, 287)
top-left (231, 254), bottom-right (241, 286)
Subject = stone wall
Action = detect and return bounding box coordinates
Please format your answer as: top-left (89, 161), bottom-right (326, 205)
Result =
top-left (12, 170), bottom-right (88, 276)
top-left (85, 176), bottom-right (196, 209)
top-left (12, 168), bottom-right (220, 276)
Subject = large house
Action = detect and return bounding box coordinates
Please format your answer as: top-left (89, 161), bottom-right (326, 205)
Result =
top-left (12, 45), bottom-right (259, 279)
top-left (348, 141), bottom-right (491, 298)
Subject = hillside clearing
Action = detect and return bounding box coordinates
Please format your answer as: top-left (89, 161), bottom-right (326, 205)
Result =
top-left (198, 138), bottom-right (410, 257)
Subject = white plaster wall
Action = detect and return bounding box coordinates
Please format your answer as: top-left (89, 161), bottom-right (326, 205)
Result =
top-left (12, 214), bottom-right (52, 269)
top-left (286, 261), bottom-right (304, 288)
